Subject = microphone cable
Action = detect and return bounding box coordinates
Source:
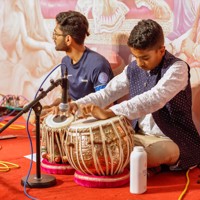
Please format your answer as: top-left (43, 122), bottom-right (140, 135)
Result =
top-left (23, 63), bottom-right (66, 200)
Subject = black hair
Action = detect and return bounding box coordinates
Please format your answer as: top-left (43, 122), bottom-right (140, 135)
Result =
top-left (56, 10), bottom-right (90, 45)
top-left (127, 19), bottom-right (164, 50)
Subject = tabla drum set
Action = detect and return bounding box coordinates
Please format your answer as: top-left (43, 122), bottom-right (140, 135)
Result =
top-left (41, 114), bottom-right (134, 187)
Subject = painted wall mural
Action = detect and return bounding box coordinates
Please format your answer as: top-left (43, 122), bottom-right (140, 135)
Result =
top-left (0, 0), bottom-right (200, 132)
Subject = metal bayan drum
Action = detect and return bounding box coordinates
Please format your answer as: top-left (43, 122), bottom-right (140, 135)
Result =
top-left (63, 115), bottom-right (134, 176)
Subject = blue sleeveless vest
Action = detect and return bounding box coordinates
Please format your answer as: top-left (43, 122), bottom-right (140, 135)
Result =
top-left (127, 51), bottom-right (200, 169)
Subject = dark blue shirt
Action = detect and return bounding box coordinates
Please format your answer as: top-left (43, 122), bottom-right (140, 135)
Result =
top-left (61, 47), bottom-right (113, 100)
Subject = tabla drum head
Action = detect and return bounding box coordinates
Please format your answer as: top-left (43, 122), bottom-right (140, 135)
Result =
top-left (45, 114), bottom-right (74, 129)
top-left (69, 115), bottom-right (122, 129)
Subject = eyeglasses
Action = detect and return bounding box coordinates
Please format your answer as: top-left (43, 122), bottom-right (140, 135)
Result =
top-left (53, 31), bottom-right (66, 37)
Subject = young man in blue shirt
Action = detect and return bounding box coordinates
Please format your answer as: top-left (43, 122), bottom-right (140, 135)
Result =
top-left (50, 10), bottom-right (113, 105)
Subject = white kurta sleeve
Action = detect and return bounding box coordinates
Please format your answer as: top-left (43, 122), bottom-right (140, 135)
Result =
top-left (109, 61), bottom-right (189, 120)
top-left (76, 66), bottom-right (130, 108)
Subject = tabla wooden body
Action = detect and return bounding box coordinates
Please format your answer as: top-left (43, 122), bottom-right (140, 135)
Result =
top-left (40, 114), bottom-right (75, 174)
top-left (64, 115), bottom-right (134, 177)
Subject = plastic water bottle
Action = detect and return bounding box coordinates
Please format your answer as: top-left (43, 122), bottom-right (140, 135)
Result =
top-left (130, 146), bottom-right (147, 194)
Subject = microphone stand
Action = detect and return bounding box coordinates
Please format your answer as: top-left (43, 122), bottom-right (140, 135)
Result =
top-left (0, 78), bottom-right (62, 188)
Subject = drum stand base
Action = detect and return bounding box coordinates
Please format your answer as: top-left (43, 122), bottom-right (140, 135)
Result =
top-left (21, 174), bottom-right (56, 188)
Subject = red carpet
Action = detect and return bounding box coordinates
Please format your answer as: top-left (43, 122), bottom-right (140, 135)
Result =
top-left (0, 117), bottom-right (200, 200)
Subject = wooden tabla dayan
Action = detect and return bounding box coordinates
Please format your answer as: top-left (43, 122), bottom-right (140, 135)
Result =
top-left (63, 115), bottom-right (135, 187)
top-left (40, 114), bottom-right (75, 175)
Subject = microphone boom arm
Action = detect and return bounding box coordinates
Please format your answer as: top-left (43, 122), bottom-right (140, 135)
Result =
top-left (0, 78), bottom-right (62, 133)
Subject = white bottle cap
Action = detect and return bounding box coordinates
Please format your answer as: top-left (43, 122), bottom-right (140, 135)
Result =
top-left (134, 146), bottom-right (144, 152)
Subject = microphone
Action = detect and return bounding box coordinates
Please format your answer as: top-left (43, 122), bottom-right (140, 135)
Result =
top-left (59, 71), bottom-right (68, 113)
top-left (53, 71), bottom-right (68, 123)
